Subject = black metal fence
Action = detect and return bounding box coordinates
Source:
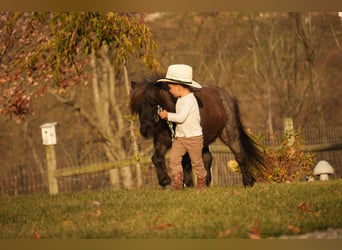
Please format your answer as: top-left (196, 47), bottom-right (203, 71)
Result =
top-left (1, 127), bottom-right (341, 196)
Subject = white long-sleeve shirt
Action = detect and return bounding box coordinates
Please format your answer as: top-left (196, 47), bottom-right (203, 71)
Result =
top-left (167, 93), bottom-right (202, 138)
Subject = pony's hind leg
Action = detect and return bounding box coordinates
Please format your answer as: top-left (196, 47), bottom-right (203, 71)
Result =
top-left (202, 146), bottom-right (213, 186)
top-left (219, 95), bottom-right (256, 187)
top-left (220, 133), bottom-right (255, 187)
top-left (231, 146), bottom-right (255, 187)
top-left (181, 147), bottom-right (213, 187)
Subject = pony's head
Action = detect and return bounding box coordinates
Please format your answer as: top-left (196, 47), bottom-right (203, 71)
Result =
top-left (131, 78), bottom-right (175, 138)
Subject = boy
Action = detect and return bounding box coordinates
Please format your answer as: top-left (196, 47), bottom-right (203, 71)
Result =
top-left (157, 64), bottom-right (207, 190)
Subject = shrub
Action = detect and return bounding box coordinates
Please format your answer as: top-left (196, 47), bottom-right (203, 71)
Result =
top-left (253, 130), bottom-right (316, 183)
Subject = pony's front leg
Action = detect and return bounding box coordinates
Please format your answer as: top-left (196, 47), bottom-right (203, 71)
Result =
top-left (152, 150), bottom-right (171, 187)
top-left (152, 135), bottom-right (172, 187)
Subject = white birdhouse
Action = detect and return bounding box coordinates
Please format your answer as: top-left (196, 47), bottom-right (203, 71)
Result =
top-left (40, 122), bottom-right (57, 145)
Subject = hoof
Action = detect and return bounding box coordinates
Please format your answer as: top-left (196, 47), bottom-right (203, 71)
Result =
top-left (159, 177), bottom-right (171, 187)
top-left (243, 181), bottom-right (255, 187)
top-left (242, 176), bottom-right (255, 187)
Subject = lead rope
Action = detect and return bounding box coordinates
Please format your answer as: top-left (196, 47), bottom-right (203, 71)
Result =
top-left (157, 105), bottom-right (175, 141)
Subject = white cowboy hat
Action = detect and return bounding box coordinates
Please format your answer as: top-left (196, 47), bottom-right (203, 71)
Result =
top-left (156, 64), bottom-right (202, 88)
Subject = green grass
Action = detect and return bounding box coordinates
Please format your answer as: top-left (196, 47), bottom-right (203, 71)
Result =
top-left (0, 180), bottom-right (341, 239)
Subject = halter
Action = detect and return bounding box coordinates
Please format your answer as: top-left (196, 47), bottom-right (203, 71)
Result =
top-left (157, 105), bottom-right (175, 141)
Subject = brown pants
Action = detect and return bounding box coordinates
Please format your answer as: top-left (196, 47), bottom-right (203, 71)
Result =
top-left (169, 136), bottom-right (207, 180)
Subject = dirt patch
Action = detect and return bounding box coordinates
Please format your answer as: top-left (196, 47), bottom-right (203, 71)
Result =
top-left (277, 228), bottom-right (342, 239)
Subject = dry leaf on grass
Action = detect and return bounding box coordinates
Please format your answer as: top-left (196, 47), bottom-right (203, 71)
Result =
top-left (32, 230), bottom-right (41, 239)
top-left (248, 232), bottom-right (261, 239)
top-left (63, 220), bottom-right (76, 231)
top-left (247, 219), bottom-right (261, 239)
top-left (155, 223), bottom-right (174, 230)
top-left (297, 202), bottom-right (313, 213)
top-left (151, 216), bottom-right (174, 230)
top-left (92, 200), bottom-right (101, 207)
top-left (297, 202), bottom-right (321, 217)
top-left (87, 208), bottom-right (102, 217)
top-left (314, 210), bottom-right (322, 218)
top-left (217, 229), bottom-right (232, 238)
top-left (288, 224), bottom-right (301, 234)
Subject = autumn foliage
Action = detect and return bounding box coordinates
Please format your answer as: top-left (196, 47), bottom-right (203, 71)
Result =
top-left (253, 131), bottom-right (316, 183)
top-left (0, 12), bottom-right (158, 120)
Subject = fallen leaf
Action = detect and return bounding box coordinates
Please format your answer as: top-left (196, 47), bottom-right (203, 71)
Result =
top-left (63, 220), bottom-right (76, 231)
top-left (297, 202), bottom-right (313, 214)
top-left (155, 223), bottom-right (174, 230)
top-left (151, 216), bottom-right (174, 230)
top-left (33, 230), bottom-right (41, 239)
top-left (314, 210), bottom-right (322, 218)
top-left (248, 232), bottom-right (261, 239)
top-left (288, 224), bottom-right (301, 234)
top-left (28, 77), bottom-right (34, 83)
top-left (247, 219), bottom-right (261, 239)
top-left (92, 200), bottom-right (101, 207)
top-left (332, 188), bottom-right (340, 194)
top-left (218, 229), bottom-right (232, 238)
top-left (153, 216), bottom-right (161, 224)
top-left (87, 208), bottom-right (101, 217)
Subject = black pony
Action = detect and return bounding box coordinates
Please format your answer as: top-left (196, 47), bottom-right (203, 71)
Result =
top-left (130, 78), bottom-right (264, 187)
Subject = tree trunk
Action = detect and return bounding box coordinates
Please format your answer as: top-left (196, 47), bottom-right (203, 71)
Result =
top-left (123, 63), bottom-right (143, 188)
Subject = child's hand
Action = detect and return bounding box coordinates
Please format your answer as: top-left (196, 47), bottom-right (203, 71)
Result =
top-left (158, 110), bottom-right (168, 120)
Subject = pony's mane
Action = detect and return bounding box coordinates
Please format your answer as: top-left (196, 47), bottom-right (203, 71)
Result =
top-left (130, 76), bottom-right (177, 114)
top-left (130, 76), bottom-right (161, 114)
top-left (130, 81), bottom-right (148, 114)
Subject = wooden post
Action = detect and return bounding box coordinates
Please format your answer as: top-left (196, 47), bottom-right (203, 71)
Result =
top-left (40, 122), bottom-right (59, 195)
top-left (284, 117), bottom-right (295, 146)
top-left (121, 166), bottom-right (134, 189)
top-left (109, 168), bottom-right (120, 190)
top-left (284, 117), bottom-right (295, 158)
top-left (45, 144), bottom-right (59, 194)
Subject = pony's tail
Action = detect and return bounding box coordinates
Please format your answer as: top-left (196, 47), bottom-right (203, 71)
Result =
top-left (233, 97), bottom-right (265, 169)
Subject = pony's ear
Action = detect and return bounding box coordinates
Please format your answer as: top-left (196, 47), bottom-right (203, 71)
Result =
top-left (131, 81), bottom-right (137, 89)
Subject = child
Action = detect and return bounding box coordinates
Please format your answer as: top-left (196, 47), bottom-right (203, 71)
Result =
top-left (157, 64), bottom-right (207, 190)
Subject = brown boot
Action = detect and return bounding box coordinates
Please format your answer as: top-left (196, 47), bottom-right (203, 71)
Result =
top-left (172, 172), bottom-right (184, 190)
top-left (196, 177), bottom-right (207, 190)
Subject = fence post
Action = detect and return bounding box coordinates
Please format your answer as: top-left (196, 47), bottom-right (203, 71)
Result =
top-left (121, 166), bottom-right (134, 189)
top-left (284, 117), bottom-right (295, 158)
top-left (40, 122), bottom-right (59, 195)
top-left (284, 117), bottom-right (295, 146)
top-left (109, 169), bottom-right (120, 190)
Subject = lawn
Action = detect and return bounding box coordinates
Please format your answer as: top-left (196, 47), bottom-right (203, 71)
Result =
top-left (0, 180), bottom-right (341, 239)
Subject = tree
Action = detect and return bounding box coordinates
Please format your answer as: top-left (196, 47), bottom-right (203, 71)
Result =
top-left (0, 12), bottom-right (160, 189)
top-left (0, 12), bottom-right (158, 120)
top-left (146, 12), bottom-right (342, 132)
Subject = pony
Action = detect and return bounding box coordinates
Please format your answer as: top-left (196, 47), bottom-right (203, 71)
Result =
top-left (130, 78), bottom-right (264, 187)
